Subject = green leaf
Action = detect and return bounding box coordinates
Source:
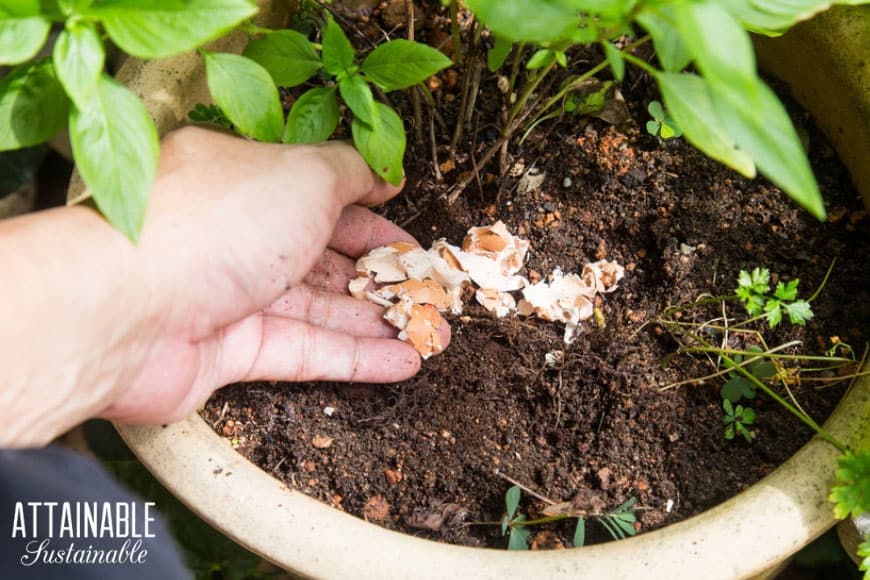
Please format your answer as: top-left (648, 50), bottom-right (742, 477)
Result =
top-left (774, 279), bottom-right (799, 301)
top-left (721, 0), bottom-right (862, 36)
top-left (526, 49), bottom-right (554, 70)
top-left (487, 34), bottom-right (512, 72)
top-left (598, 516), bottom-right (624, 540)
top-left (283, 87), bottom-right (339, 144)
top-left (648, 100), bottom-right (664, 121)
top-left (87, 0), bottom-right (257, 59)
top-left (741, 407), bottom-right (756, 424)
top-left (464, 0), bottom-right (578, 43)
top-left (338, 73), bottom-right (377, 126)
top-left (69, 74), bottom-right (158, 242)
top-left (573, 518), bottom-right (586, 547)
top-left (602, 42), bottom-right (624, 81)
top-left (612, 515), bottom-right (637, 536)
top-left (58, 0), bottom-right (95, 14)
top-left (723, 398), bottom-right (735, 417)
top-left (764, 299), bottom-right (783, 327)
top-left (724, 424), bottom-right (735, 440)
top-left (722, 376), bottom-right (755, 403)
top-left (505, 485), bottom-right (521, 522)
top-left (351, 101), bottom-right (405, 186)
top-left (858, 537), bottom-right (870, 573)
top-left (243, 30), bottom-right (322, 88)
top-left (707, 75), bottom-right (825, 220)
top-left (361, 39), bottom-right (451, 92)
top-left (322, 14), bottom-right (355, 76)
top-left (636, 5), bottom-right (691, 72)
top-left (830, 450), bottom-right (870, 519)
top-left (507, 519), bottom-right (530, 550)
top-left (784, 300), bottom-right (814, 326)
top-left (645, 119), bottom-right (660, 136)
top-left (0, 60), bottom-right (70, 150)
top-left (675, 0), bottom-right (756, 84)
top-left (0, 14), bottom-right (51, 65)
top-left (750, 268), bottom-right (771, 292)
top-left (655, 73), bottom-right (755, 178)
top-left (204, 52), bottom-right (283, 142)
top-left (736, 421), bottom-right (753, 443)
top-left (53, 21), bottom-right (105, 109)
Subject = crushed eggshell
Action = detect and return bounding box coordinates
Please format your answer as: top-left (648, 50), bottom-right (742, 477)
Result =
top-left (385, 299), bottom-right (445, 359)
top-left (475, 288), bottom-right (516, 318)
top-left (519, 263), bottom-right (623, 344)
top-left (350, 220), bottom-right (625, 356)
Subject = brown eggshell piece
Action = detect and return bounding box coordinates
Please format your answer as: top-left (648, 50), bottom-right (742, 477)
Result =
top-left (401, 303), bottom-right (444, 359)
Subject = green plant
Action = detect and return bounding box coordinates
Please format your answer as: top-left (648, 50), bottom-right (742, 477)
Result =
top-left (645, 100), bottom-right (681, 139)
top-left (722, 398), bottom-right (756, 443)
top-left (721, 345), bottom-right (776, 402)
top-left (241, 14), bottom-right (450, 186)
top-left (736, 267), bottom-right (814, 327)
top-left (499, 485), bottom-right (637, 550)
top-left (458, 0), bottom-right (870, 218)
top-left (0, 0), bottom-right (260, 241)
top-left (656, 265), bottom-right (869, 573)
top-left (0, 1), bottom-right (450, 241)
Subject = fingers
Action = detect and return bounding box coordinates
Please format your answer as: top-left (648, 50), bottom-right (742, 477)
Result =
top-left (303, 248), bottom-right (358, 294)
top-left (264, 285), bottom-right (398, 338)
top-left (328, 204), bottom-right (419, 258)
top-left (226, 316), bottom-right (422, 384)
top-left (311, 141), bottom-right (404, 207)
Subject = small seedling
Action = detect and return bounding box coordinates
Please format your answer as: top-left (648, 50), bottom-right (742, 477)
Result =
top-left (595, 498), bottom-right (638, 542)
top-left (736, 267), bottom-right (814, 328)
top-left (645, 100), bottom-right (681, 139)
top-left (498, 485), bottom-right (637, 550)
top-left (720, 346), bottom-right (776, 403)
top-left (501, 485), bottom-right (531, 550)
top-left (723, 399), bottom-right (756, 443)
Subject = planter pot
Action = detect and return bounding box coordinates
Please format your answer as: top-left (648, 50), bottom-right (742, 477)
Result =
top-left (68, 4), bottom-right (869, 579)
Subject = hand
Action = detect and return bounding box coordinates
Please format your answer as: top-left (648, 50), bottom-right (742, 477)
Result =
top-left (0, 127), bottom-right (449, 446)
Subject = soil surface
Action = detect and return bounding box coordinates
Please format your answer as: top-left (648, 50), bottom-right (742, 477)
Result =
top-left (201, 2), bottom-right (869, 549)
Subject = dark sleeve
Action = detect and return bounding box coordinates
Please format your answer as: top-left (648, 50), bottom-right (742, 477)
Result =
top-left (0, 446), bottom-right (190, 580)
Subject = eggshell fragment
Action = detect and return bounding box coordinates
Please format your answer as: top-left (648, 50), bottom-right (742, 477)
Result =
top-left (520, 269), bottom-right (596, 344)
top-left (386, 299), bottom-right (444, 359)
top-left (356, 245), bottom-right (408, 283)
top-left (350, 221), bottom-right (625, 355)
top-left (462, 220), bottom-right (529, 276)
top-left (378, 279), bottom-right (453, 310)
top-left (475, 288), bottom-right (516, 318)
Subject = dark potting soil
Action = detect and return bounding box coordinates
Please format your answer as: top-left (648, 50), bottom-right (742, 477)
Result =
top-left (200, 3), bottom-right (869, 549)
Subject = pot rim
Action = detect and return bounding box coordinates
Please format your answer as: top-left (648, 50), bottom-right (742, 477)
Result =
top-left (89, 3), bottom-right (868, 579)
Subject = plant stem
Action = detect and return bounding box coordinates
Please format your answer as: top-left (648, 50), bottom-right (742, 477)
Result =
top-left (721, 350), bottom-right (848, 452)
top-left (808, 258), bottom-right (837, 303)
top-left (449, 0), bottom-right (463, 66)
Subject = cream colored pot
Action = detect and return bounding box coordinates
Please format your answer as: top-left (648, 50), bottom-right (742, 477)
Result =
top-left (70, 4), bottom-right (869, 579)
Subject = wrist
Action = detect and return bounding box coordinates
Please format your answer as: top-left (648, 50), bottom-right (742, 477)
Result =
top-left (0, 204), bottom-right (154, 446)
